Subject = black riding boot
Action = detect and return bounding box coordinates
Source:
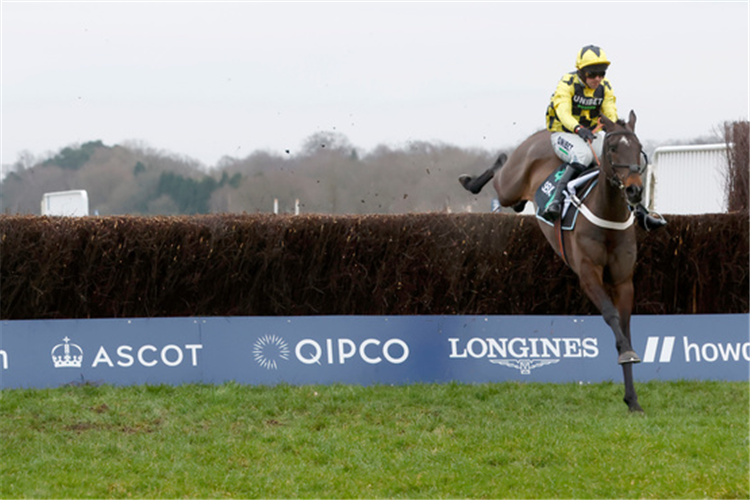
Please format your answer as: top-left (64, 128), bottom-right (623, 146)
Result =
top-left (541, 163), bottom-right (583, 222)
top-left (633, 204), bottom-right (667, 231)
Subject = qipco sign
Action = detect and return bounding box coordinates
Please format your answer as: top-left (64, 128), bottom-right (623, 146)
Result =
top-left (294, 338), bottom-right (409, 365)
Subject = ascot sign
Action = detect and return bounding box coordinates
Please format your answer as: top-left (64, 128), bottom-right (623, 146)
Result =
top-left (90, 343), bottom-right (204, 368)
top-left (0, 315), bottom-right (747, 389)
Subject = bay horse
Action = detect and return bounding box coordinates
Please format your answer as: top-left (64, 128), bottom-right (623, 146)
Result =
top-left (462, 111), bottom-right (646, 412)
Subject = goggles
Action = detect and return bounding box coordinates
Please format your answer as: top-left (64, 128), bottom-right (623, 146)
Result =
top-left (586, 70), bottom-right (606, 79)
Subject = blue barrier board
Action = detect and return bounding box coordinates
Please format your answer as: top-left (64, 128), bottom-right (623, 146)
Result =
top-left (1, 315), bottom-right (748, 389)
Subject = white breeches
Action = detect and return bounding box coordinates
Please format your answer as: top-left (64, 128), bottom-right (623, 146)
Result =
top-left (550, 131), bottom-right (606, 167)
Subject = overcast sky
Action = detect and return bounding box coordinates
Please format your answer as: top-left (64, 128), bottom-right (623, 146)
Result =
top-left (2, 1), bottom-right (748, 168)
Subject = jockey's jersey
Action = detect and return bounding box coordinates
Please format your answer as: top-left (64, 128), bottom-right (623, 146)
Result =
top-left (545, 71), bottom-right (618, 133)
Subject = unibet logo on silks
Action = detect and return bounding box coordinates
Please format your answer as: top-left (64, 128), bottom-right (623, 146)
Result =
top-left (448, 336), bottom-right (599, 375)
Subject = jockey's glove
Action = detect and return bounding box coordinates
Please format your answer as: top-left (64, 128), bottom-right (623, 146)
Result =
top-left (574, 125), bottom-right (596, 143)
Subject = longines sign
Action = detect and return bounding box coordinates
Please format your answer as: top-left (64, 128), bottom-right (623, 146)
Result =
top-left (1, 315), bottom-right (747, 389)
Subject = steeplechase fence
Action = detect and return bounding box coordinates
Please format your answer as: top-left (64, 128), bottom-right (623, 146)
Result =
top-left (1, 213), bottom-right (747, 389)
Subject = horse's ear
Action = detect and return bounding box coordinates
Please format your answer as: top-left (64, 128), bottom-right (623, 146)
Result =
top-left (628, 110), bottom-right (637, 131)
top-left (600, 115), bottom-right (616, 131)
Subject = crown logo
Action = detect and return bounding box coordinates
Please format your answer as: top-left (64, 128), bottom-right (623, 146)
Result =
top-left (51, 337), bottom-right (83, 368)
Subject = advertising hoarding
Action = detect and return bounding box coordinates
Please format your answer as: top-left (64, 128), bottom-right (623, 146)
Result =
top-left (1, 315), bottom-right (747, 389)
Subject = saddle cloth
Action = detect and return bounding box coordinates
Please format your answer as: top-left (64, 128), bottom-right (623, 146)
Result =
top-left (535, 166), bottom-right (599, 230)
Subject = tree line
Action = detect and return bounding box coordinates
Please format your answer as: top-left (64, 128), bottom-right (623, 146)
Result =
top-left (0, 126), bottom-right (734, 217)
top-left (1, 132), bottom-right (500, 216)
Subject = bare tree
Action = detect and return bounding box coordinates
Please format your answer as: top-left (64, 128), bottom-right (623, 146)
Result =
top-left (724, 120), bottom-right (749, 213)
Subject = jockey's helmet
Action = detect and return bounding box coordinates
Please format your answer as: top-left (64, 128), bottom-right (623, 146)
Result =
top-left (575, 45), bottom-right (611, 71)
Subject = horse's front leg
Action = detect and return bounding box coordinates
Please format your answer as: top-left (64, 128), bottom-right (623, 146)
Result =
top-left (613, 278), bottom-right (640, 363)
top-left (577, 261), bottom-right (639, 364)
top-left (620, 363), bottom-right (643, 413)
top-left (613, 279), bottom-right (643, 412)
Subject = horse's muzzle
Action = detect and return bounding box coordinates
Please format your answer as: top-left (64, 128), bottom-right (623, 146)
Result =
top-left (625, 184), bottom-right (643, 205)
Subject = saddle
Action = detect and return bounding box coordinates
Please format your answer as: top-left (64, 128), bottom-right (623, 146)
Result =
top-left (535, 166), bottom-right (599, 231)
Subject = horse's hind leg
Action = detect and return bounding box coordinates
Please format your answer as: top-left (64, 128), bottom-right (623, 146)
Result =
top-left (458, 153), bottom-right (507, 194)
top-left (492, 154), bottom-right (544, 208)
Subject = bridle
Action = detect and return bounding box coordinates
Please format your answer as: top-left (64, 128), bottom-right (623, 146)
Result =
top-left (570, 127), bottom-right (644, 231)
top-left (600, 130), bottom-right (648, 191)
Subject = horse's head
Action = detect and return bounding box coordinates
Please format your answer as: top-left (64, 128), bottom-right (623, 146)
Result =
top-left (599, 111), bottom-right (647, 206)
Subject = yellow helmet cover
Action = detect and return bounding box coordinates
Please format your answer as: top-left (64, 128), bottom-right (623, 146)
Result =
top-left (576, 45), bottom-right (611, 70)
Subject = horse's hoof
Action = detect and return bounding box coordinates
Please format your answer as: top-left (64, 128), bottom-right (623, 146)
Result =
top-left (458, 174), bottom-right (485, 195)
top-left (645, 213), bottom-right (668, 231)
top-left (512, 201), bottom-right (527, 213)
top-left (459, 175), bottom-right (481, 194)
top-left (618, 351), bottom-right (641, 364)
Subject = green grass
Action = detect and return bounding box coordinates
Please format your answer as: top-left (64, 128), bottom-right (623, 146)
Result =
top-left (1, 381), bottom-right (748, 498)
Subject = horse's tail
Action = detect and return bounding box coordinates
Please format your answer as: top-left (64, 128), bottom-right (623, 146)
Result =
top-left (458, 153), bottom-right (507, 194)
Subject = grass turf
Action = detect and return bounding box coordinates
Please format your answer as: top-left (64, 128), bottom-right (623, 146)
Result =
top-left (1, 381), bottom-right (748, 498)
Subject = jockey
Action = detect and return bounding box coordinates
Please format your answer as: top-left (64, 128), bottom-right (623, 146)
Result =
top-left (541, 45), bottom-right (667, 231)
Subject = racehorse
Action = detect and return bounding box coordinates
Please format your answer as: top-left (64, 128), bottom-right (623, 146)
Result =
top-left (461, 111), bottom-right (646, 412)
